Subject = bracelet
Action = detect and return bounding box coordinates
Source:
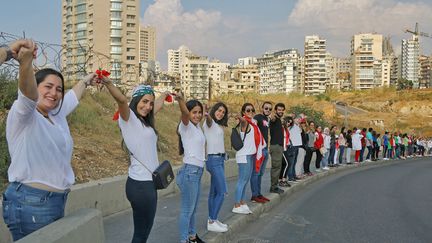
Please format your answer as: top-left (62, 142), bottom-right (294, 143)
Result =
top-left (83, 79), bottom-right (91, 88)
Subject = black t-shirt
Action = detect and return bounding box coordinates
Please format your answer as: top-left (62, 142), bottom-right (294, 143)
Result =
top-left (254, 114), bottom-right (269, 143)
top-left (269, 117), bottom-right (284, 146)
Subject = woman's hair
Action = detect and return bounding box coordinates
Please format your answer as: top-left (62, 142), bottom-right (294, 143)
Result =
top-left (283, 116), bottom-right (293, 128)
top-left (35, 68), bottom-right (65, 116)
top-left (210, 102), bottom-right (228, 126)
top-left (241, 103), bottom-right (254, 116)
top-left (128, 94), bottom-right (155, 129)
top-left (178, 99), bottom-right (203, 155)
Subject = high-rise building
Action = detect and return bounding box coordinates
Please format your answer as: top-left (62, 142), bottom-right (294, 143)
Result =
top-left (218, 65), bottom-right (260, 95)
top-left (257, 49), bottom-right (300, 94)
top-left (351, 33), bottom-right (383, 90)
top-left (419, 55), bottom-right (432, 88)
top-left (139, 25), bottom-right (156, 63)
top-left (304, 35), bottom-right (328, 95)
top-left (237, 57), bottom-right (257, 67)
top-left (331, 57), bottom-right (351, 90)
top-left (167, 45), bottom-right (192, 76)
top-left (62, 0), bottom-right (140, 85)
top-left (180, 55), bottom-right (209, 100)
top-left (401, 35), bottom-right (420, 88)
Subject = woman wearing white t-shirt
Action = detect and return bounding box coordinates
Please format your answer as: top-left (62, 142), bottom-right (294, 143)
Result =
top-left (175, 93), bottom-right (206, 243)
top-left (2, 42), bottom-right (97, 240)
top-left (232, 103), bottom-right (259, 215)
top-left (102, 78), bottom-right (169, 243)
top-left (203, 102), bottom-right (229, 233)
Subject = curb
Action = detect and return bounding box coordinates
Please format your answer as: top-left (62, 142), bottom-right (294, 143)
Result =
top-left (202, 158), bottom-right (411, 243)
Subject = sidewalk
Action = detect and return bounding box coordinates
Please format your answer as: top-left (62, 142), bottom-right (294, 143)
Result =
top-left (104, 171), bottom-right (272, 243)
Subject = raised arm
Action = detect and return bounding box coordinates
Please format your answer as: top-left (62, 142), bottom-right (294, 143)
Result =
top-left (72, 73), bottom-right (97, 100)
top-left (1, 39), bottom-right (36, 65)
top-left (16, 40), bottom-right (38, 101)
top-left (175, 91), bottom-right (189, 126)
top-left (101, 76), bottom-right (130, 121)
top-left (153, 91), bottom-right (170, 115)
top-left (204, 104), bottom-right (213, 128)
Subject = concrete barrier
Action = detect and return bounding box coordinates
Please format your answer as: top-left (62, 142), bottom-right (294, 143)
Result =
top-left (0, 158), bottom-right (246, 243)
top-left (16, 208), bottom-right (104, 243)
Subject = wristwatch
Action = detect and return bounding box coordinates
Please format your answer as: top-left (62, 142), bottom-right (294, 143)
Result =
top-left (1, 44), bottom-right (13, 62)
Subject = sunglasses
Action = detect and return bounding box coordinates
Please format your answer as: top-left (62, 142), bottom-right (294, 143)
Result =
top-left (264, 107), bottom-right (272, 111)
top-left (245, 108), bottom-right (255, 113)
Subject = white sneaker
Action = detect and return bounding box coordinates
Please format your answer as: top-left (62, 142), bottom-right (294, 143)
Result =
top-left (207, 221), bottom-right (228, 233)
top-left (241, 204), bottom-right (253, 214)
top-left (232, 206), bottom-right (250, 215)
top-left (322, 166), bottom-right (330, 171)
top-left (216, 220), bottom-right (228, 229)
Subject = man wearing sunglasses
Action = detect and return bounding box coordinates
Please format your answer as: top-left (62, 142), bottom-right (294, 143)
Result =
top-left (251, 102), bottom-right (273, 203)
top-left (269, 103), bottom-right (286, 194)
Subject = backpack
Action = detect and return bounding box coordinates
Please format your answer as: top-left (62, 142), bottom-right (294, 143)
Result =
top-left (231, 123), bottom-right (248, 151)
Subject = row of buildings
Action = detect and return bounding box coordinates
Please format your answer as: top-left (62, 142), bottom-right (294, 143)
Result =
top-left (60, 0), bottom-right (431, 99)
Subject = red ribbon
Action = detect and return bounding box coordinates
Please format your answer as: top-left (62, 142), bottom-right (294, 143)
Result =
top-left (112, 110), bottom-right (120, 121)
top-left (96, 69), bottom-right (110, 79)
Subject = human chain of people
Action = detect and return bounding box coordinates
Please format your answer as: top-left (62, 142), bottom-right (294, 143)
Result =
top-left (1, 40), bottom-right (431, 243)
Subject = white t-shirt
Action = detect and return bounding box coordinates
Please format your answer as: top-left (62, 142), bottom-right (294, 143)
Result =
top-left (235, 125), bottom-right (257, 163)
top-left (203, 118), bottom-right (225, 155)
top-left (119, 109), bottom-right (159, 181)
top-left (6, 89), bottom-right (78, 190)
top-left (289, 124), bottom-right (303, 146)
top-left (178, 121), bottom-right (206, 167)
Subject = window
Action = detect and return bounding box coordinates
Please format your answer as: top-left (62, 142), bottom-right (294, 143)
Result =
top-left (111, 11), bottom-right (122, 19)
top-left (111, 46), bottom-right (122, 53)
top-left (127, 5), bottom-right (135, 10)
top-left (111, 37), bottom-right (122, 43)
top-left (126, 23), bottom-right (135, 27)
top-left (127, 56), bottom-right (135, 60)
top-left (111, 29), bottom-right (122, 36)
top-left (111, 20), bottom-right (122, 27)
top-left (126, 39), bottom-right (136, 44)
top-left (126, 48), bottom-right (135, 52)
top-left (76, 22), bottom-right (87, 30)
top-left (111, 2), bottom-right (122, 9)
top-left (76, 13), bottom-right (86, 22)
top-left (76, 4), bottom-right (86, 13)
top-left (126, 15), bottom-right (135, 19)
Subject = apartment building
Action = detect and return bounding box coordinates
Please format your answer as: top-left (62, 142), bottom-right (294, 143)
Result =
top-left (304, 35), bottom-right (328, 95)
top-left (238, 57), bottom-right (257, 67)
top-left (401, 35), bottom-right (420, 88)
top-left (167, 45), bottom-right (192, 76)
top-left (61, 0), bottom-right (140, 85)
top-left (419, 55), bottom-right (432, 88)
top-left (351, 33), bottom-right (383, 90)
top-left (257, 49), bottom-right (300, 94)
top-left (139, 25), bottom-right (156, 63)
top-left (218, 65), bottom-right (260, 95)
top-left (180, 55), bottom-right (209, 100)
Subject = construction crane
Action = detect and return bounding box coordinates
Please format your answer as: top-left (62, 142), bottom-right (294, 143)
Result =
top-left (404, 22), bottom-right (432, 39)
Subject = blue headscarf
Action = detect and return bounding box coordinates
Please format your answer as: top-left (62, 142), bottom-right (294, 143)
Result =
top-left (132, 85), bottom-right (154, 98)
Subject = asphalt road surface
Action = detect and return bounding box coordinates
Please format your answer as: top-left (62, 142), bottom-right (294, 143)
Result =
top-left (230, 158), bottom-right (432, 243)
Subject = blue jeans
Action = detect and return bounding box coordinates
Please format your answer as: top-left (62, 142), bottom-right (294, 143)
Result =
top-left (250, 148), bottom-right (268, 197)
top-left (2, 182), bottom-right (69, 241)
top-left (338, 145), bottom-right (345, 164)
top-left (287, 146), bottom-right (299, 180)
top-left (125, 177), bottom-right (157, 243)
top-left (176, 163), bottom-right (204, 243)
top-left (321, 150), bottom-right (329, 168)
top-left (366, 145), bottom-right (373, 160)
top-left (360, 146), bottom-right (366, 162)
top-left (206, 155), bottom-right (227, 221)
top-left (235, 155), bottom-right (254, 203)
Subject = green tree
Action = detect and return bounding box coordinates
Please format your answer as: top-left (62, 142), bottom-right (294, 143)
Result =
top-left (397, 78), bottom-right (413, 90)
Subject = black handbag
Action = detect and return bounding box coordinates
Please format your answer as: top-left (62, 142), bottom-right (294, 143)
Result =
top-left (130, 153), bottom-right (174, 190)
top-left (231, 123), bottom-right (248, 151)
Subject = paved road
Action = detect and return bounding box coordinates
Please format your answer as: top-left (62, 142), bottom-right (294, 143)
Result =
top-left (104, 169), bottom-right (275, 243)
top-left (230, 157), bottom-right (432, 243)
top-left (335, 104), bottom-right (365, 115)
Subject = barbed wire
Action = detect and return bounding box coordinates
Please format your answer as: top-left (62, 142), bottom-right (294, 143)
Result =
top-left (0, 31), bottom-right (140, 83)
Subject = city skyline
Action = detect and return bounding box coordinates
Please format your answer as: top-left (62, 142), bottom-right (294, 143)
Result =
top-left (1, 0), bottom-right (432, 69)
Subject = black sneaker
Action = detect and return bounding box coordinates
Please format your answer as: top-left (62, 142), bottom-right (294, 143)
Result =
top-left (270, 187), bottom-right (284, 194)
top-left (189, 234), bottom-right (205, 243)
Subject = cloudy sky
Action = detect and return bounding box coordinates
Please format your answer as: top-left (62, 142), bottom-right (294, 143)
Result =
top-left (2, 0), bottom-right (432, 69)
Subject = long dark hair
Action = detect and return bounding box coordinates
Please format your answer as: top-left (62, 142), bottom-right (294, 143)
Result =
top-left (241, 103), bottom-right (254, 116)
top-left (210, 102), bottom-right (228, 126)
top-left (128, 94), bottom-right (155, 130)
top-left (178, 100), bottom-right (203, 155)
top-left (35, 68), bottom-right (65, 116)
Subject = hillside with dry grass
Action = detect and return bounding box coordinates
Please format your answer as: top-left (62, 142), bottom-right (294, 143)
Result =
top-left (1, 86), bottom-right (432, 190)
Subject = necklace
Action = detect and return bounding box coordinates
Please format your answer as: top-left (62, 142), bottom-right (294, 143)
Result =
top-left (36, 107), bottom-right (49, 119)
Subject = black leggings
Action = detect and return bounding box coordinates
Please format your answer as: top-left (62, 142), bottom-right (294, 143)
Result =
top-left (304, 147), bottom-right (321, 171)
top-left (126, 177), bottom-right (158, 243)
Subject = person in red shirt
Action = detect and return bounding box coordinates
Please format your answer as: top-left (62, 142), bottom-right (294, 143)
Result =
top-left (360, 128), bottom-right (367, 162)
top-left (314, 126), bottom-right (324, 170)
